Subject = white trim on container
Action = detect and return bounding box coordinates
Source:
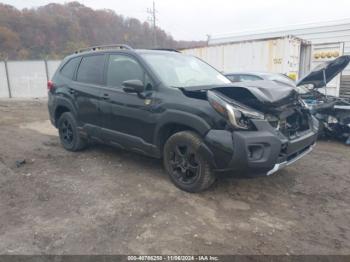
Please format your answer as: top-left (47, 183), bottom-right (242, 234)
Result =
top-left (210, 18), bottom-right (350, 45)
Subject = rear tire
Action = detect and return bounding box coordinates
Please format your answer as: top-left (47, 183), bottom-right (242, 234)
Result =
top-left (57, 112), bottom-right (87, 152)
top-left (163, 131), bottom-right (216, 193)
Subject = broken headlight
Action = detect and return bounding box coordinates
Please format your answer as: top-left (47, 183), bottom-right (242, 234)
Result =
top-left (207, 90), bottom-right (264, 130)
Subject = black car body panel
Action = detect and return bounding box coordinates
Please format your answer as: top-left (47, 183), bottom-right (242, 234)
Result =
top-left (48, 48), bottom-right (319, 177)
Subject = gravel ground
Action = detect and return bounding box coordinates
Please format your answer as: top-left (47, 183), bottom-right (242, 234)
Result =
top-left (0, 99), bottom-right (350, 255)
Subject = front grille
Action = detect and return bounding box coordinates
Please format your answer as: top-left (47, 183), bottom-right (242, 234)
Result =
top-left (279, 111), bottom-right (310, 138)
top-left (269, 110), bottom-right (310, 138)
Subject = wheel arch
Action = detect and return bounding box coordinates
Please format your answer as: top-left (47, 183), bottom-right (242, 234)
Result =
top-left (53, 97), bottom-right (77, 127)
top-left (154, 110), bottom-right (211, 151)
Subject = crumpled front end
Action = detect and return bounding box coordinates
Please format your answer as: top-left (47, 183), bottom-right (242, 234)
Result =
top-left (203, 114), bottom-right (318, 176)
top-left (182, 79), bottom-right (319, 175)
top-left (201, 86), bottom-right (319, 176)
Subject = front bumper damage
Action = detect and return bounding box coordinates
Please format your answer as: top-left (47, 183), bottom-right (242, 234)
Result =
top-left (266, 144), bottom-right (314, 175)
top-left (202, 119), bottom-right (318, 176)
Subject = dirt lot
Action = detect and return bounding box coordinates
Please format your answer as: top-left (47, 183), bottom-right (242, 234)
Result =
top-left (0, 99), bottom-right (350, 255)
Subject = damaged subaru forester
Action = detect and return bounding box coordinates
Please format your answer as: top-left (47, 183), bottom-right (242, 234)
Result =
top-left (48, 45), bottom-right (319, 192)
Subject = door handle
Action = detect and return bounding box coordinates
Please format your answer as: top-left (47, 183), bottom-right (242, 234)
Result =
top-left (69, 89), bottom-right (75, 95)
top-left (101, 93), bottom-right (110, 100)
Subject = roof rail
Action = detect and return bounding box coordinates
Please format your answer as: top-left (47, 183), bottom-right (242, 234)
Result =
top-left (152, 48), bottom-right (180, 53)
top-left (75, 44), bottom-right (133, 54)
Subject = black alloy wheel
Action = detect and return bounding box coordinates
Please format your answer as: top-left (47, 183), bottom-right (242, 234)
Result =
top-left (59, 119), bottom-right (74, 146)
top-left (57, 112), bottom-right (87, 151)
top-left (163, 131), bottom-right (216, 192)
top-left (169, 144), bottom-right (201, 185)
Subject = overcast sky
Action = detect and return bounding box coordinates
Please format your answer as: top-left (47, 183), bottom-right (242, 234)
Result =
top-left (2, 0), bottom-right (350, 41)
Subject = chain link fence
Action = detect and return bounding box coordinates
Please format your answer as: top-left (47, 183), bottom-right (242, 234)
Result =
top-left (0, 60), bottom-right (61, 98)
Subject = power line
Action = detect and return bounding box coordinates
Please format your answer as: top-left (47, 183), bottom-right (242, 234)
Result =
top-left (147, 1), bottom-right (158, 47)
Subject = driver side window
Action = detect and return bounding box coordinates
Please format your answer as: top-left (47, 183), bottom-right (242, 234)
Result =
top-left (107, 54), bottom-right (146, 88)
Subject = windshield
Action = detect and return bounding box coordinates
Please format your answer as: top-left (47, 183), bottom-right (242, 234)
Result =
top-left (141, 53), bottom-right (231, 87)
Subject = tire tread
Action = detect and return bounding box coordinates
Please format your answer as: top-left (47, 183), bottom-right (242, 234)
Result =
top-left (58, 112), bottom-right (87, 152)
top-left (163, 131), bottom-right (216, 192)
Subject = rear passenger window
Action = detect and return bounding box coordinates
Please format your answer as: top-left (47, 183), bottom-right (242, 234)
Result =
top-left (60, 57), bottom-right (81, 79)
top-left (107, 54), bottom-right (144, 88)
top-left (76, 55), bottom-right (105, 85)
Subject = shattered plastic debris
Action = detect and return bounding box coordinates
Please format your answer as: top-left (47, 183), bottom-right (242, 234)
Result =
top-left (15, 159), bottom-right (26, 168)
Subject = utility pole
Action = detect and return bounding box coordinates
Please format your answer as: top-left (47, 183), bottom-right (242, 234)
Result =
top-left (206, 34), bottom-right (211, 46)
top-left (147, 1), bottom-right (157, 47)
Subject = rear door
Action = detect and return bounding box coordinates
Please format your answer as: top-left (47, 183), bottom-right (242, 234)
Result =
top-left (99, 53), bottom-right (157, 154)
top-left (72, 54), bottom-right (106, 136)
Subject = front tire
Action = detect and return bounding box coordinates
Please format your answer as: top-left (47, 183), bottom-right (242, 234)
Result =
top-left (57, 112), bottom-right (87, 151)
top-left (163, 131), bottom-right (216, 193)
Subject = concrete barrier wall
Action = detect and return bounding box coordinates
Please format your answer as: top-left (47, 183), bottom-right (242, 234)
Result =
top-left (0, 60), bottom-right (61, 98)
top-left (8, 61), bottom-right (47, 98)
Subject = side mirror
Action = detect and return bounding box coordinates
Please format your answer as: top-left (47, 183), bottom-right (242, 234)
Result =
top-left (122, 80), bottom-right (144, 93)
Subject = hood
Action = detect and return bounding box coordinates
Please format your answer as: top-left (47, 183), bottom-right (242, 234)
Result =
top-left (232, 80), bottom-right (296, 103)
top-left (296, 55), bottom-right (350, 88)
top-left (181, 80), bottom-right (296, 104)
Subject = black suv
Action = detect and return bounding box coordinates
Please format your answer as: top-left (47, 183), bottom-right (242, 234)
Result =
top-left (48, 44), bottom-right (318, 192)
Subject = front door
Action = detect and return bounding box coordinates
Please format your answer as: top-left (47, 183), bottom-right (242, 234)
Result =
top-left (99, 53), bottom-right (157, 154)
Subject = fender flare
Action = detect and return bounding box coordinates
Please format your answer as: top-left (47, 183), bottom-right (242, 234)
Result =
top-left (153, 109), bottom-right (211, 147)
top-left (53, 96), bottom-right (78, 125)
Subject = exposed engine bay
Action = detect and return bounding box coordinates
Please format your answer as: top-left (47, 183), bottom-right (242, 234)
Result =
top-left (181, 83), bottom-right (312, 139)
top-left (301, 90), bottom-right (350, 144)
top-left (295, 55), bottom-right (350, 145)
top-left (211, 85), bottom-right (312, 138)
top-left (218, 55), bottom-right (350, 145)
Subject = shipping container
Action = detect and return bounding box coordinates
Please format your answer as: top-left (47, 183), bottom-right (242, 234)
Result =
top-left (182, 36), bottom-right (306, 81)
top-left (183, 19), bottom-right (350, 98)
top-left (310, 42), bottom-right (344, 97)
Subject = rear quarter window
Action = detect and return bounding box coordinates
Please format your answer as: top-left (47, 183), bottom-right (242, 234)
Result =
top-left (60, 57), bottom-right (81, 79)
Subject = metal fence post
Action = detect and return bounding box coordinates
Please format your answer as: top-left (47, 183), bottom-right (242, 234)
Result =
top-left (4, 59), bottom-right (12, 98)
top-left (44, 59), bottom-right (49, 82)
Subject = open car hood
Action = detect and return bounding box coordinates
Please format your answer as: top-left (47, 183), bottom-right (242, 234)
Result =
top-left (296, 55), bottom-right (350, 88)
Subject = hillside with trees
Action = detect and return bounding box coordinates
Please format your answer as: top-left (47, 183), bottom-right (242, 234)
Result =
top-left (0, 2), bottom-right (205, 60)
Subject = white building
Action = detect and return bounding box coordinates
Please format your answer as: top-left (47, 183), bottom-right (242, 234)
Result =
top-left (182, 19), bottom-right (350, 98)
